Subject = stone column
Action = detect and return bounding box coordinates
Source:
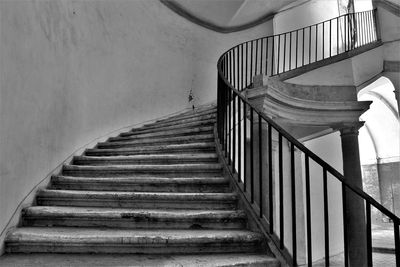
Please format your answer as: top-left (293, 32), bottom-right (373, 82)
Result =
top-left (338, 123), bottom-right (367, 267)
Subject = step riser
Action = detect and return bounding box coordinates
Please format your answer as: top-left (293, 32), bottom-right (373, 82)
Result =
top-left (119, 127), bottom-right (213, 139)
top-left (141, 114), bottom-right (216, 130)
top-left (126, 121), bottom-right (215, 136)
top-left (100, 137), bottom-right (214, 148)
top-left (22, 218), bottom-right (246, 230)
top-left (154, 109), bottom-right (216, 125)
top-left (72, 158), bottom-right (218, 166)
top-left (36, 199), bottom-right (237, 210)
top-left (62, 169), bottom-right (222, 177)
top-left (85, 147), bottom-right (216, 156)
top-left (50, 183), bottom-right (230, 193)
top-left (134, 118), bottom-right (216, 133)
top-left (5, 242), bottom-right (261, 254)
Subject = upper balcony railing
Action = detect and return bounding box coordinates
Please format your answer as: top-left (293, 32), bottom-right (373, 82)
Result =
top-left (222, 10), bottom-right (380, 91)
top-left (217, 9), bottom-right (399, 267)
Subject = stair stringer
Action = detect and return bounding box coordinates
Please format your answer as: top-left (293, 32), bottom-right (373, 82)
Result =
top-left (213, 125), bottom-right (289, 267)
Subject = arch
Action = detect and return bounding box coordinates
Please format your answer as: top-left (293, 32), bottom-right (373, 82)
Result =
top-left (359, 90), bottom-right (399, 120)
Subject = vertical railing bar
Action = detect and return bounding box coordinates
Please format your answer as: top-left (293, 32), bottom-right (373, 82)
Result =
top-left (323, 168), bottom-right (330, 266)
top-left (238, 98), bottom-right (242, 182)
top-left (344, 14), bottom-right (347, 51)
top-left (268, 124), bottom-right (273, 233)
top-left (279, 134), bottom-right (284, 249)
top-left (265, 38), bottom-right (269, 76)
top-left (255, 39), bottom-right (259, 75)
top-left (315, 24), bottom-right (318, 62)
top-left (362, 12), bottom-right (365, 46)
top-left (250, 109), bottom-right (254, 203)
top-left (232, 92), bottom-right (236, 173)
top-left (228, 87), bottom-right (231, 164)
top-left (283, 34), bottom-right (286, 72)
top-left (296, 30), bottom-right (299, 68)
top-left (277, 35), bottom-right (281, 74)
top-left (322, 21), bottom-right (325, 59)
top-left (302, 29), bottom-right (305, 66)
top-left (289, 32), bottom-right (292, 70)
top-left (291, 143), bottom-right (297, 266)
top-left (260, 39), bottom-right (264, 75)
top-left (224, 81), bottom-right (228, 156)
top-left (305, 155), bottom-right (312, 266)
top-left (233, 48), bottom-right (236, 88)
top-left (241, 44), bottom-right (244, 89)
top-left (243, 101), bottom-right (247, 192)
top-left (342, 183), bottom-right (349, 267)
top-left (309, 26), bottom-right (312, 64)
top-left (250, 41), bottom-right (253, 82)
top-left (368, 11), bottom-right (373, 43)
top-left (337, 16), bottom-right (339, 55)
top-left (271, 37), bottom-right (275, 75)
top-left (259, 114), bottom-right (263, 218)
top-left (330, 19), bottom-right (332, 58)
top-left (235, 46), bottom-right (242, 91)
top-left (245, 43), bottom-right (248, 87)
top-left (366, 202), bottom-right (372, 267)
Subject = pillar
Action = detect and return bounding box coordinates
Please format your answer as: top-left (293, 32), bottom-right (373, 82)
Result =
top-left (339, 123), bottom-right (368, 267)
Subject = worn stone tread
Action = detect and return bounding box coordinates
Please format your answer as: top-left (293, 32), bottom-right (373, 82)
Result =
top-left (38, 189), bottom-right (237, 200)
top-left (140, 114), bottom-right (216, 131)
top-left (128, 118), bottom-right (216, 135)
top-left (119, 126), bottom-right (213, 138)
top-left (105, 133), bottom-right (214, 146)
top-left (50, 175), bottom-right (230, 193)
top-left (0, 253), bottom-right (279, 267)
top-left (6, 227), bottom-right (262, 244)
top-left (72, 153), bottom-right (218, 165)
top-left (23, 206), bottom-right (244, 218)
top-left (85, 142), bottom-right (216, 156)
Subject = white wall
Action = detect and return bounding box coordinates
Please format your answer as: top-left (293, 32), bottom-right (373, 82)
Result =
top-left (303, 132), bottom-right (345, 261)
top-left (0, 0), bottom-right (273, 249)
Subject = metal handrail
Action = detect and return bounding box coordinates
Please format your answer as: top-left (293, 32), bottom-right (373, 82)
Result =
top-left (216, 9), bottom-right (399, 267)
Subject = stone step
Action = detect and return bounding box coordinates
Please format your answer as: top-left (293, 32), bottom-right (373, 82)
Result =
top-left (50, 176), bottom-right (230, 193)
top-left (5, 227), bottom-right (264, 254)
top-left (22, 206), bottom-right (247, 229)
top-left (154, 108), bottom-right (216, 125)
top-left (72, 153), bottom-right (218, 165)
top-left (36, 190), bottom-right (237, 210)
top-left (126, 119), bottom-right (215, 136)
top-left (120, 125), bottom-right (213, 138)
top-left (105, 133), bottom-right (214, 146)
top-left (85, 142), bottom-right (216, 156)
top-left (0, 253), bottom-right (280, 267)
top-left (140, 113), bottom-right (216, 131)
top-left (62, 163), bottom-right (222, 177)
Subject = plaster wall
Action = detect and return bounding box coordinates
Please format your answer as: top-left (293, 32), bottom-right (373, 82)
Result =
top-left (0, 0), bottom-right (273, 250)
top-left (303, 132), bottom-right (345, 261)
top-left (286, 46), bottom-right (383, 86)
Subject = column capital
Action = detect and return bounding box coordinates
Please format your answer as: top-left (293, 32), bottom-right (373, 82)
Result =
top-left (332, 122), bottom-right (365, 136)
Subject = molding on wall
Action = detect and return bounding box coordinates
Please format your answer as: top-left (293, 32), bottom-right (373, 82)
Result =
top-left (384, 60), bottom-right (400, 72)
top-left (375, 0), bottom-right (400, 16)
top-left (159, 0), bottom-right (275, 33)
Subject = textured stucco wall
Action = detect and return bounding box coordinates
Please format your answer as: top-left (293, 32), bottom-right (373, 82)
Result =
top-left (0, 0), bottom-right (273, 250)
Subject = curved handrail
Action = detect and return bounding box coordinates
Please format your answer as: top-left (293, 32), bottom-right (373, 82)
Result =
top-left (216, 9), bottom-right (399, 267)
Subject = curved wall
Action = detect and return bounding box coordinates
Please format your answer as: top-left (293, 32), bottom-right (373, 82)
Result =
top-left (0, 0), bottom-right (273, 249)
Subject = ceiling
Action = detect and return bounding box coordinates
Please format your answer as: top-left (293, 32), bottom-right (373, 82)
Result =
top-left (172, 0), bottom-right (298, 27)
